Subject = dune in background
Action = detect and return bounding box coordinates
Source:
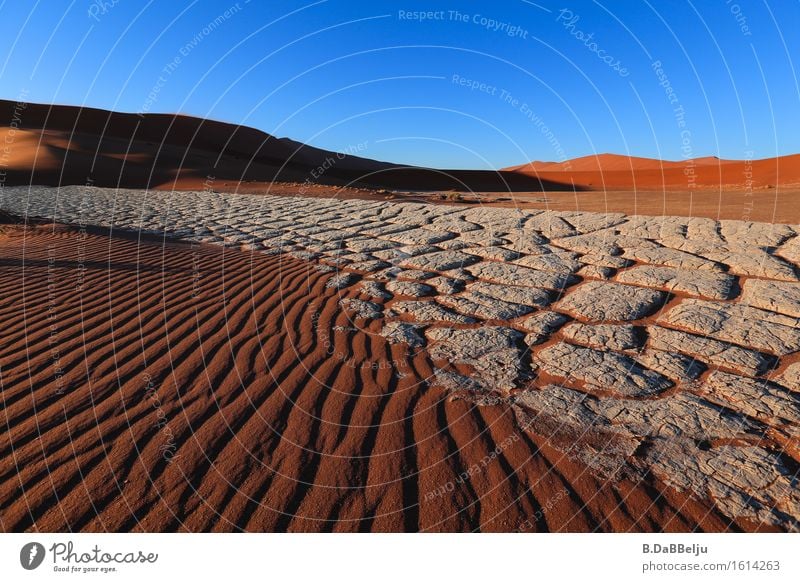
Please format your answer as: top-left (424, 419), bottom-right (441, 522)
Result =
top-left (4, 100), bottom-right (800, 195)
top-left (505, 152), bottom-right (800, 191)
top-left (0, 100), bottom-right (572, 193)
top-left (3, 100), bottom-right (800, 223)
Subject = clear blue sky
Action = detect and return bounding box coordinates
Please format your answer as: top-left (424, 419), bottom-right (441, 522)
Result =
top-left (1, 0), bottom-right (798, 169)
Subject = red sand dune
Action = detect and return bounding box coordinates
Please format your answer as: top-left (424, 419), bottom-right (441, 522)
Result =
top-left (0, 219), bottom-right (767, 532)
top-left (0, 100), bottom-right (570, 193)
top-left (505, 152), bottom-right (800, 191)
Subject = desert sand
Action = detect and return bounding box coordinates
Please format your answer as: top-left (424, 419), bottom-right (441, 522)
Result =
top-left (1, 185), bottom-right (798, 532)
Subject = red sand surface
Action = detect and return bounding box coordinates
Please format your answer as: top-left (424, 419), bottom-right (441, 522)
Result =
top-left (0, 220), bottom-right (771, 532)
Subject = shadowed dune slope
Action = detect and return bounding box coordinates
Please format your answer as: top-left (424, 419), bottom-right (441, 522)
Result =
top-left (0, 100), bottom-right (573, 193)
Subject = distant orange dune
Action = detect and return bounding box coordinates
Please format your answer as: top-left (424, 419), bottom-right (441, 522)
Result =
top-left (504, 152), bottom-right (800, 191)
